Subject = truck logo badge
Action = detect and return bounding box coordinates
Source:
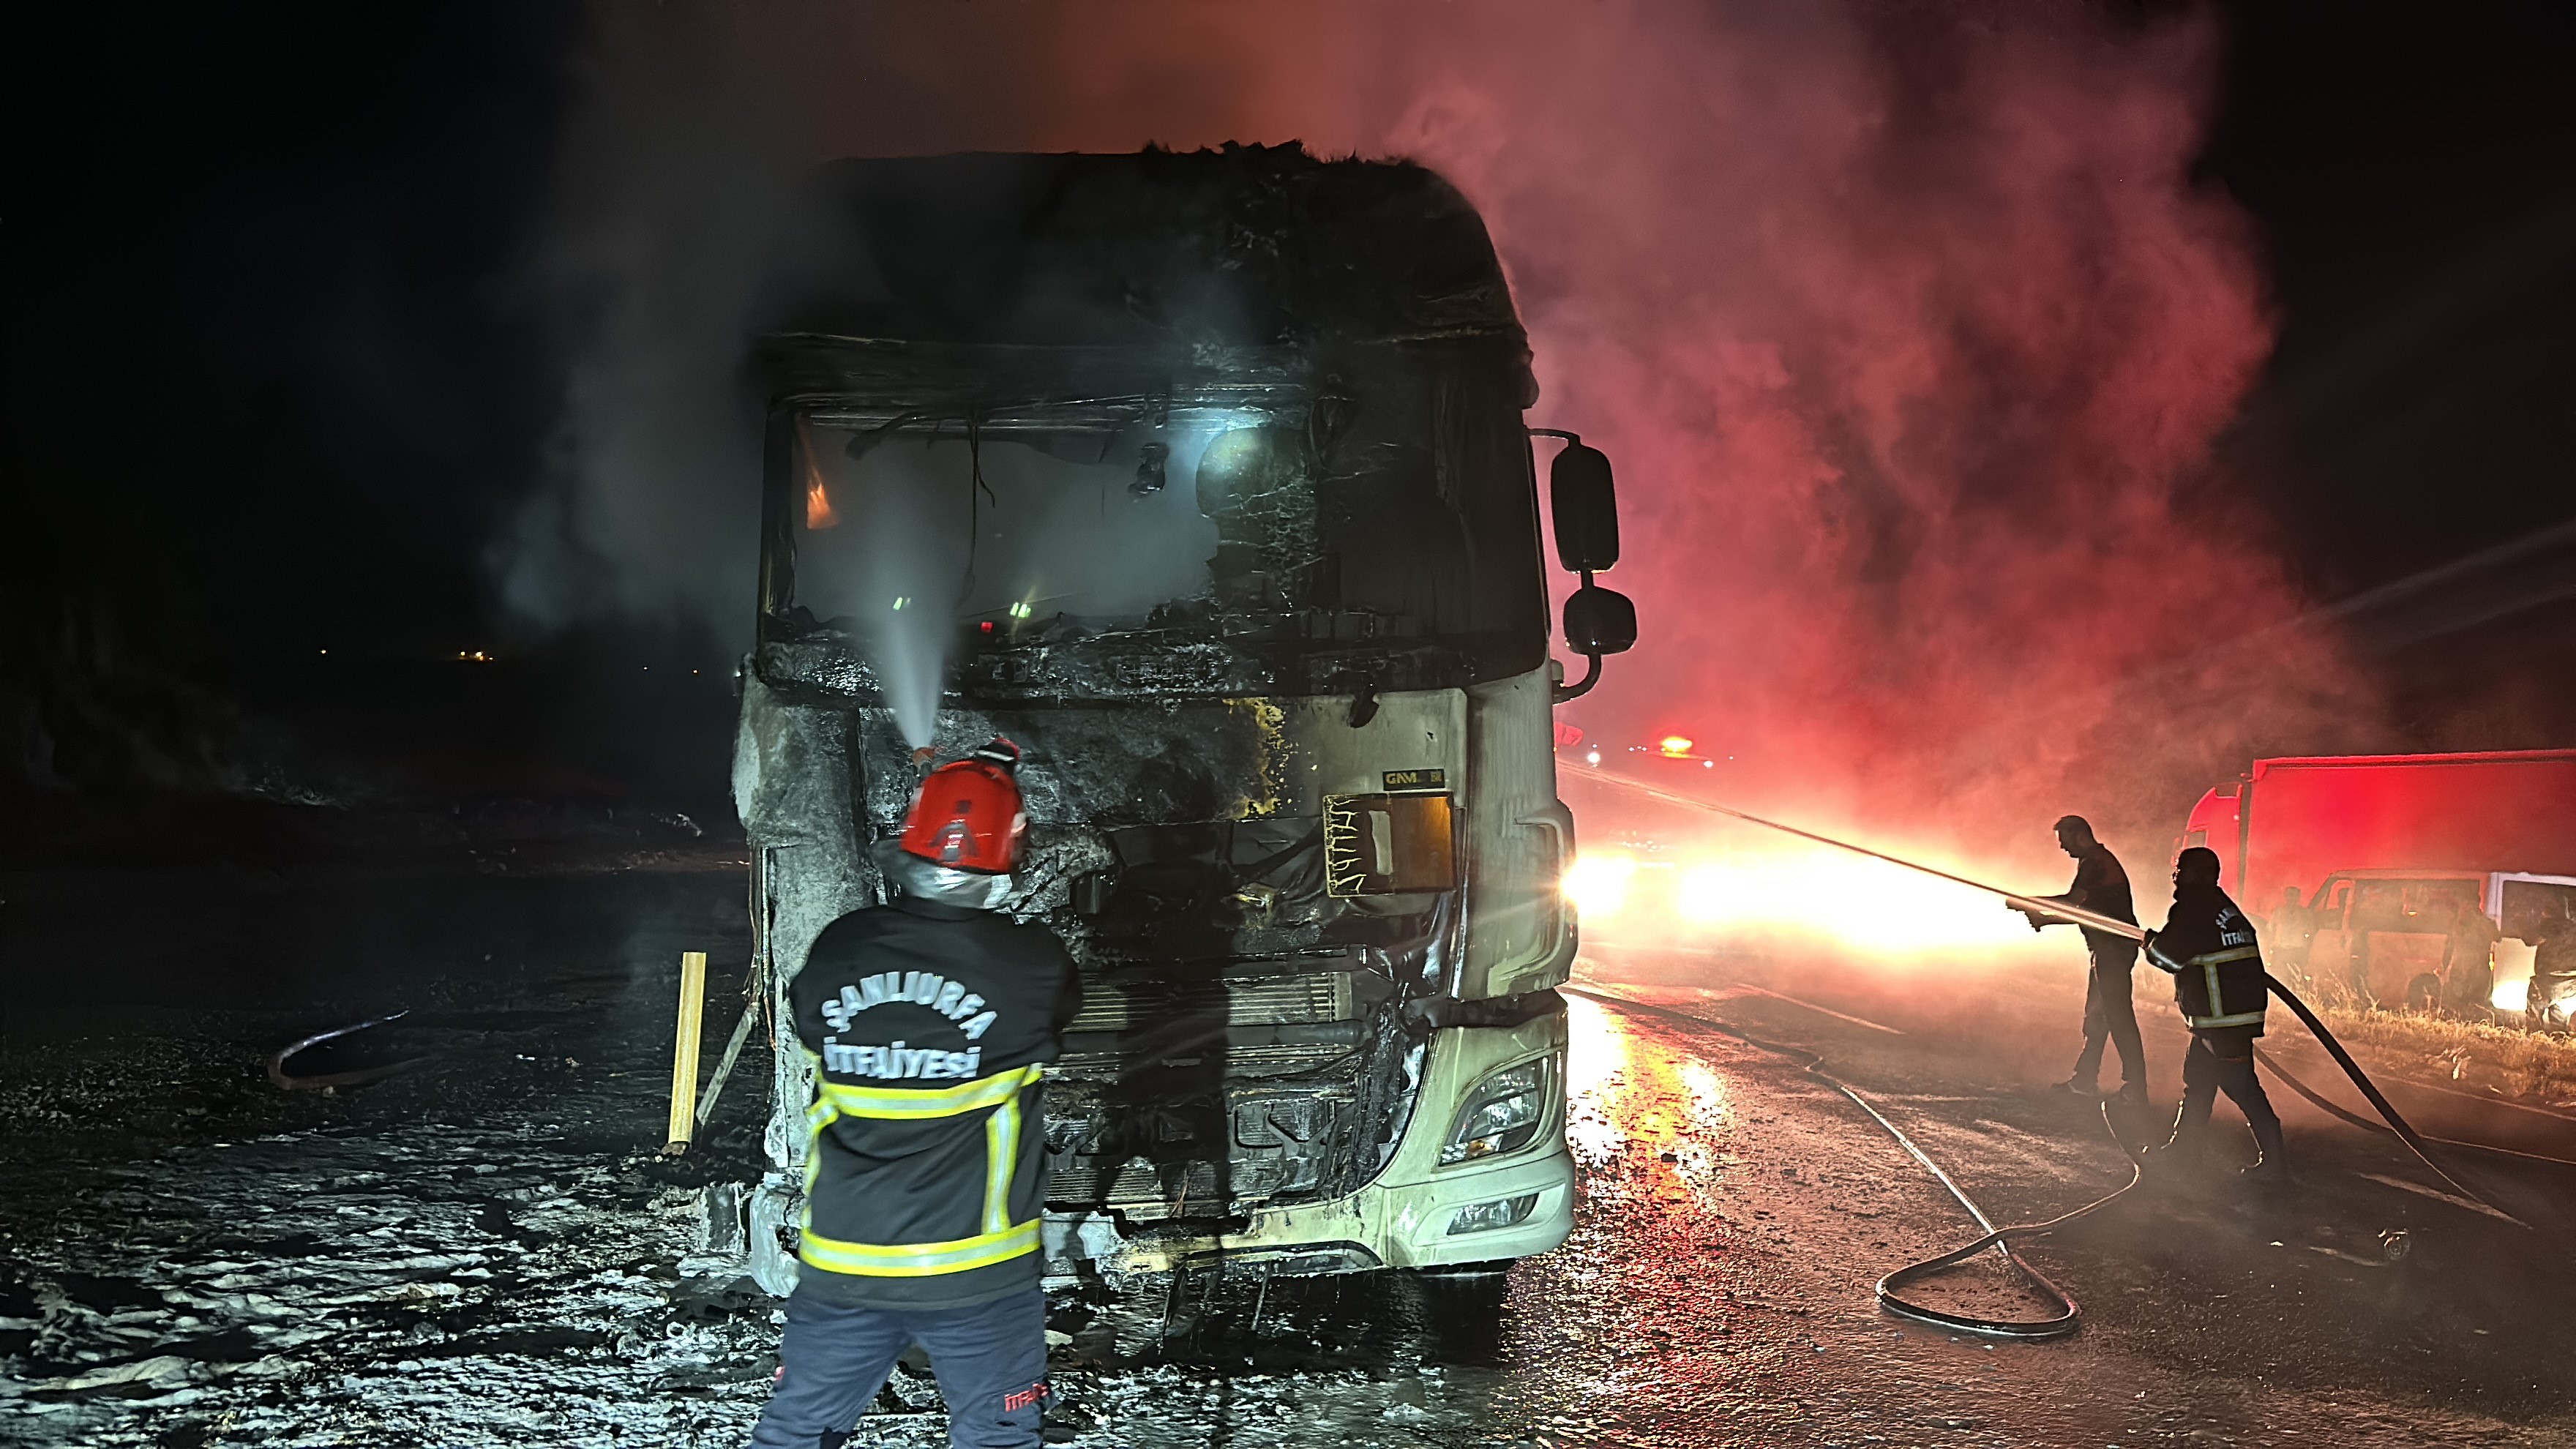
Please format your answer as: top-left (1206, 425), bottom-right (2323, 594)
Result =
top-left (1382, 768), bottom-right (1445, 792)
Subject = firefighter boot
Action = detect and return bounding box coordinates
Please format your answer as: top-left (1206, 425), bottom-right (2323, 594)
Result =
top-left (2240, 1116), bottom-right (2293, 1188)
top-left (2140, 1101), bottom-right (2212, 1180)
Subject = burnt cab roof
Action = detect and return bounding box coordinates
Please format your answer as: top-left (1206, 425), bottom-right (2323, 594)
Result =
top-left (751, 143), bottom-right (1527, 364)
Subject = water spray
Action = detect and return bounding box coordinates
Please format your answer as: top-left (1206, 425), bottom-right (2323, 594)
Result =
top-left (1573, 766), bottom-right (2531, 1337)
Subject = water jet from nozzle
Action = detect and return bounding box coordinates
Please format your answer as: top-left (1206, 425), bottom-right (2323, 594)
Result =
top-left (1581, 769), bottom-right (2147, 940)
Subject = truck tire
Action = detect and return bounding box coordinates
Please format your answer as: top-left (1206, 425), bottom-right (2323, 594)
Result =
top-left (2405, 973), bottom-right (2444, 1014)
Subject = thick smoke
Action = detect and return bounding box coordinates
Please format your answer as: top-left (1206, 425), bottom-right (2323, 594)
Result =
top-left (525, 2), bottom-right (2373, 872)
top-left (1333, 5), bottom-right (2376, 860)
top-left (494, 40), bottom-right (798, 639)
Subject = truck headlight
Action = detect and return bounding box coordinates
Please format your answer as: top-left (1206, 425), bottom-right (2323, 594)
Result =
top-left (1439, 1055), bottom-right (1554, 1165)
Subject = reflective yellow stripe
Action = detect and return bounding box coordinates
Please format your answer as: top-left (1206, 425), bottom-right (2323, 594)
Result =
top-left (984, 1096), bottom-right (1019, 1235)
top-left (796, 1058), bottom-right (1046, 1278)
top-left (819, 1063), bottom-right (1043, 1119)
top-left (798, 1221), bottom-right (1041, 1277)
top-left (802, 1100), bottom-right (837, 1194)
top-left (2189, 946), bottom-right (2261, 965)
top-left (2191, 1010), bottom-right (2267, 1029)
top-left (2204, 964), bottom-right (2226, 1019)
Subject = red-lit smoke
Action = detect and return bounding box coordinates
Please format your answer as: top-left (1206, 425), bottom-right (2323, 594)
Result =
top-left (564, 2), bottom-right (2376, 868)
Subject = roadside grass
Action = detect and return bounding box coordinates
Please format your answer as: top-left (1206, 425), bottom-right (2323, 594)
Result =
top-left (2313, 1007), bottom-right (2576, 1107)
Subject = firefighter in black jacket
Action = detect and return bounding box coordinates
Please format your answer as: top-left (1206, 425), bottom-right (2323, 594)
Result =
top-left (2143, 846), bottom-right (2288, 1183)
top-left (749, 739), bottom-right (1083, 1449)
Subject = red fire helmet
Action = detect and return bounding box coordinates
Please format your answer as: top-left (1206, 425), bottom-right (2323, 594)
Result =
top-left (895, 740), bottom-right (1026, 874)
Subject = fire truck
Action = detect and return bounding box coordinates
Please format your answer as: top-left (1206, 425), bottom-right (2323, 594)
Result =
top-left (2179, 751), bottom-right (2576, 1014)
top-left (727, 146), bottom-right (1635, 1292)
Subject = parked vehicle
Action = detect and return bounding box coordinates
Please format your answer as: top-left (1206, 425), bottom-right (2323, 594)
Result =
top-left (2294, 869), bottom-right (2575, 1013)
top-left (2179, 752), bottom-right (2576, 1014)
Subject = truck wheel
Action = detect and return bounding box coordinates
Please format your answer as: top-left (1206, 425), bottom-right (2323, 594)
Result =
top-left (2405, 973), bottom-right (2444, 1014)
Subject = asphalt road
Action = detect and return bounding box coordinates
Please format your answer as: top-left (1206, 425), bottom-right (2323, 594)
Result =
top-left (4, 855), bottom-right (2574, 1446)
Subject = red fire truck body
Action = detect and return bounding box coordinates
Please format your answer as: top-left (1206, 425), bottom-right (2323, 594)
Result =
top-left (2180, 751), bottom-right (2576, 910)
top-left (2180, 752), bottom-right (2576, 1011)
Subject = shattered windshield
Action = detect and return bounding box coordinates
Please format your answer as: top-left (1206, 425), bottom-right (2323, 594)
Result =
top-left (790, 408), bottom-right (1238, 635)
top-left (768, 378), bottom-right (1547, 702)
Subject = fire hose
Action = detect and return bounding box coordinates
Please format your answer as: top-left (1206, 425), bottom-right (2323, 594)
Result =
top-left (1578, 771), bottom-right (2536, 1337)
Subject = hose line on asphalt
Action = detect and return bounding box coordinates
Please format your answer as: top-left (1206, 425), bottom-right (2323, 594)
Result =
top-left (2255, 1046), bottom-right (2576, 1170)
top-left (1576, 988), bottom-right (2124, 1339)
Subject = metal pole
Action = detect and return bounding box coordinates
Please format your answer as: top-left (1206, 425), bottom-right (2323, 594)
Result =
top-left (694, 995), bottom-right (762, 1128)
top-left (667, 951), bottom-right (708, 1153)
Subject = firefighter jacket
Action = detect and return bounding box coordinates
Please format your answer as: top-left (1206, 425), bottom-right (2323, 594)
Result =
top-left (787, 895), bottom-right (1082, 1308)
top-left (2145, 885), bottom-right (2268, 1033)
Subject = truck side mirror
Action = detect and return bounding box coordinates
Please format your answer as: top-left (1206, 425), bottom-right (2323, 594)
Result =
top-left (1563, 585), bottom-right (1636, 656)
top-left (1549, 443), bottom-right (1620, 573)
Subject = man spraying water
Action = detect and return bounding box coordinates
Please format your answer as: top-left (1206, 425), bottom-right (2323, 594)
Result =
top-left (2013, 815), bottom-right (2148, 1108)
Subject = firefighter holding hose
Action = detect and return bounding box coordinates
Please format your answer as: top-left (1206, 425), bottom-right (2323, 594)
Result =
top-left (2142, 846), bottom-right (2288, 1184)
top-left (2016, 815), bottom-right (2148, 1107)
top-left (749, 738), bottom-right (1082, 1449)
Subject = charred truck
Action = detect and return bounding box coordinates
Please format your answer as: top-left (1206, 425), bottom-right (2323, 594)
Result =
top-left (729, 146), bottom-right (1636, 1293)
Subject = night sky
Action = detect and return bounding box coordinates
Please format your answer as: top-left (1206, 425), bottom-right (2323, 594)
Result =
top-left (7, 1), bottom-right (2572, 809)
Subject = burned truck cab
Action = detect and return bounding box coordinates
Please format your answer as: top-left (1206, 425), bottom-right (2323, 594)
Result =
top-left (731, 146), bottom-right (1627, 1291)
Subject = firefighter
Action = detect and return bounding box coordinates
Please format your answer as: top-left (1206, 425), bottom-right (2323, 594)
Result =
top-left (2143, 846), bottom-right (2288, 1183)
top-left (2266, 886), bottom-right (2317, 978)
top-left (749, 738), bottom-right (1083, 1449)
top-left (2016, 815), bottom-right (2148, 1107)
top-left (2526, 894), bottom-right (2576, 1033)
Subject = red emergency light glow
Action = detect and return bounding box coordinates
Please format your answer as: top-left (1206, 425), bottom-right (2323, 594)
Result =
top-left (1658, 736), bottom-right (1694, 758)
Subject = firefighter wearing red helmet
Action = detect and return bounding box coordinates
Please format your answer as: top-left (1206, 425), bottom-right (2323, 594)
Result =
top-left (751, 738), bottom-right (1082, 1449)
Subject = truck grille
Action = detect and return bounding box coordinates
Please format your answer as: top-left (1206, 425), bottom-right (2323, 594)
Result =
top-left (1066, 973), bottom-right (1353, 1032)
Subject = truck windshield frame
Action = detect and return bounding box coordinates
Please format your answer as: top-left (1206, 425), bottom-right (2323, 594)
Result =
top-left (755, 342), bottom-right (1549, 705)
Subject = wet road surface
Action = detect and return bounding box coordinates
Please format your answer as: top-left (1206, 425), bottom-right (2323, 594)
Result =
top-left (5, 861), bottom-right (2575, 1446)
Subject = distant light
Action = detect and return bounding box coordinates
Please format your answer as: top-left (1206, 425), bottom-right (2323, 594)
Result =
top-left (980, 621), bottom-right (996, 634)
top-left (1008, 601), bottom-right (1033, 620)
top-left (1585, 749), bottom-right (1601, 765)
top-left (1704, 760), bottom-right (1715, 769)
top-left (318, 648), bottom-right (328, 656)
top-left (1659, 735), bottom-right (1694, 757)
top-left (891, 596), bottom-right (910, 611)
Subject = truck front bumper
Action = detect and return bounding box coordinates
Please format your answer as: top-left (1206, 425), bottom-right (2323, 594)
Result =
top-left (1045, 1013), bottom-right (1577, 1278)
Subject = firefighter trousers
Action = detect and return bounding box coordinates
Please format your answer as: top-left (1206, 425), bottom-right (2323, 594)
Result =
top-left (749, 1285), bottom-right (1049, 1449)
top-left (2177, 1027), bottom-right (2283, 1160)
top-left (2070, 943), bottom-right (2147, 1090)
